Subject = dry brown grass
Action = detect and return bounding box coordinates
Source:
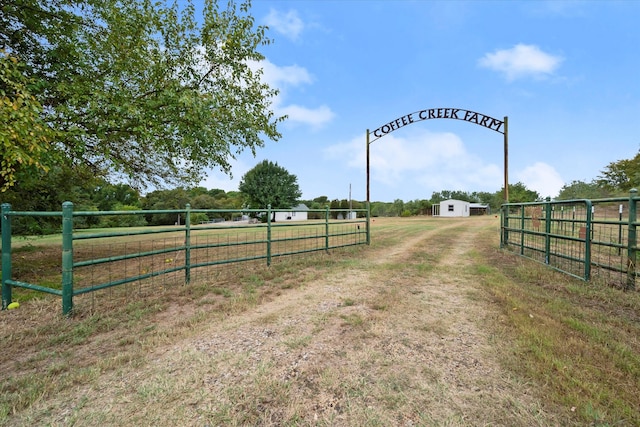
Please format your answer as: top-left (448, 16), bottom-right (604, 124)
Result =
top-left (1, 216), bottom-right (638, 426)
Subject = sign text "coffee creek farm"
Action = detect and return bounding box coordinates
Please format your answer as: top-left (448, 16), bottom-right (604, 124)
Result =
top-left (370, 108), bottom-right (504, 141)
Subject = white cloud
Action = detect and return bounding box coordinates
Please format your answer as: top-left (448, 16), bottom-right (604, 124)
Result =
top-left (252, 60), bottom-right (312, 87)
top-left (515, 162), bottom-right (564, 199)
top-left (279, 104), bottom-right (335, 128)
top-left (478, 43), bottom-right (563, 81)
top-left (264, 9), bottom-right (304, 41)
top-left (249, 59), bottom-right (334, 128)
top-left (324, 129), bottom-right (503, 193)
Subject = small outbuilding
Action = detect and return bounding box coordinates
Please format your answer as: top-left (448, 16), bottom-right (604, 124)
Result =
top-left (433, 199), bottom-right (470, 217)
top-left (274, 203), bottom-right (309, 221)
top-left (432, 199), bottom-right (490, 217)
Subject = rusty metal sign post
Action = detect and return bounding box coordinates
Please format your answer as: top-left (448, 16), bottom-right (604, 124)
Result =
top-left (366, 107), bottom-right (509, 206)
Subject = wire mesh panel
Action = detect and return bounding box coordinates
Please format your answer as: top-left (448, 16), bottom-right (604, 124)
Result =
top-left (589, 200), bottom-right (627, 286)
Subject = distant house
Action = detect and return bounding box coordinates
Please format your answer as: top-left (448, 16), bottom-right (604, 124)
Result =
top-left (433, 199), bottom-right (469, 217)
top-left (274, 203), bottom-right (309, 221)
top-left (432, 199), bottom-right (490, 217)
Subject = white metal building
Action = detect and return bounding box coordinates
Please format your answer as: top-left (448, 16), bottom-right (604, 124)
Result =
top-left (432, 199), bottom-right (490, 217)
top-left (433, 199), bottom-right (469, 217)
top-left (274, 203), bottom-right (309, 221)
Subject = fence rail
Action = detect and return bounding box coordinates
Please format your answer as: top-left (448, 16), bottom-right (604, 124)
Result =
top-left (2, 203), bottom-right (370, 315)
top-left (500, 190), bottom-right (638, 290)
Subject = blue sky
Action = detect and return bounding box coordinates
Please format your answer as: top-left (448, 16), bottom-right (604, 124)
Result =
top-left (200, 0), bottom-right (640, 203)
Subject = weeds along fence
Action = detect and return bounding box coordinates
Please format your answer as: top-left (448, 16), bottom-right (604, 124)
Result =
top-left (1, 202), bottom-right (370, 315)
top-left (500, 190), bottom-right (639, 291)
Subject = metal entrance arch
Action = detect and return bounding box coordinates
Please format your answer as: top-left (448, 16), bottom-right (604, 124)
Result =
top-left (366, 107), bottom-right (509, 204)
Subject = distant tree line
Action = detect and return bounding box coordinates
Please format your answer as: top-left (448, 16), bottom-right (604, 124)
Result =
top-left (4, 148), bottom-right (640, 235)
top-left (0, 177), bottom-right (249, 234)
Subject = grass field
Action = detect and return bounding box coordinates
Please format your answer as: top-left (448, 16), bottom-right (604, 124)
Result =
top-left (1, 216), bottom-right (639, 426)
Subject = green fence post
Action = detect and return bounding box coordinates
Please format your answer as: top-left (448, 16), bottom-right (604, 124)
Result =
top-left (506, 205), bottom-right (511, 247)
top-left (545, 197), bottom-right (552, 264)
top-left (185, 203), bottom-right (191, 285)
top-left (505, 205), bottom-right (509, 247)
top-left (519, 205), bottom-right (525, 255)
top-left (499, 206), bottom-right (504, 248)
top-left (62, 201), bottom-right (74, 316)
top-left (366, 202), bottom-right (371, 246)
top-left (2, 203), bottom-right (12, 309)
top-left (584, 200), bottom-right (592, 281)
top-left (267, 204), bottom-right (272, 266)
top-left (500, 206), bottom-right (508, 248)
top-left (325, 206), bottom-right (330, 253)
top-left (626, 189), bottom-right (637, 291)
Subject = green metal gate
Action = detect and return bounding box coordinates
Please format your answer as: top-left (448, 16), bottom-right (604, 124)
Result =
top-left (500, 190), bottom-right (638, 290)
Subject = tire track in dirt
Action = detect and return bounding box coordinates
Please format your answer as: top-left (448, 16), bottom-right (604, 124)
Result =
top-left (406, 220), bottom-right (536, 423)
top-left (368, 219), bottom-right (462, 265)
top-left (354, 218), bottom-right (553, 425)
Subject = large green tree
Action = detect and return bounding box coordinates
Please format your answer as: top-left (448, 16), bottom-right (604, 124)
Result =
top-left (1, 0), bottom-right (283, 192)
top-left (93, 183), bottom-right (142, 211)
top-left (238, 160), bottom-right (301, 220)
top-left (556, 180), bottom-right (611, 200)
top-left (141, 187), bottom-right (191, 225)
top-left (503, 182), bottom-right (540, 203)
top-left (597, 149), bottom-right (640, 193)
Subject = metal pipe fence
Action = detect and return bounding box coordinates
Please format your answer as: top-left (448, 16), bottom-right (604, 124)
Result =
top-left (500, 189), bottom-right (638, 290)
top-left (2, 203), bottom-right (370, 315)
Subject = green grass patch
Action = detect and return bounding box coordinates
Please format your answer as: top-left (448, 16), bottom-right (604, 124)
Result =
top-left (340, 313), bottom-right (365, 328)
top-left (478, 241), bottom-right (640, 426)
top-left (341, 297), bottom-right (356, 307)
top-left (283, 335), bottom-right (312, 349)
top-left (211, 287), bottom-right (232, 298)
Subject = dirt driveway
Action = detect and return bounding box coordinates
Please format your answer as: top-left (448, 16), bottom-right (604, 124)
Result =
top-left (4, 217), bottom-right (560, 426)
